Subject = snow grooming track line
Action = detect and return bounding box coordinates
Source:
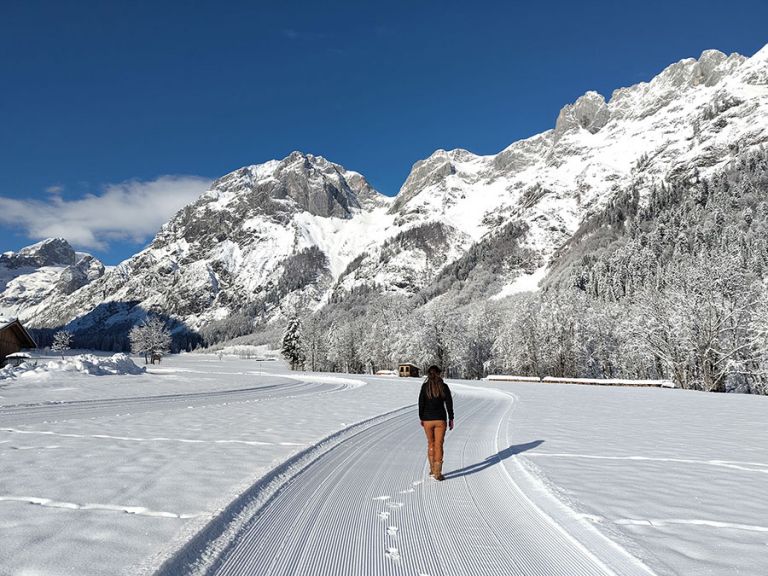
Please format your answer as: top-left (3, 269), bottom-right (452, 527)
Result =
top-left (0, 381), bottom-right (290, 410)
top-left (145, 403), bottom-right (415, 576)
top-left (186, 384), bottom-right (655, 576)
top-left (479, 384), bottom-right (659, 576)
top-left (0, 379), bottom-right (342, 425)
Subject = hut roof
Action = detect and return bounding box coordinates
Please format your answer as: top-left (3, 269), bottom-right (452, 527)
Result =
top-left (0, 318), bottom-right (37, 349)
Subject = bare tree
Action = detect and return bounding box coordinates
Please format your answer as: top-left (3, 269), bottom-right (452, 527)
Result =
top-left (130, 317), bottom-right (172, 364)
top-left (52, 330), bottom-right (73, 359)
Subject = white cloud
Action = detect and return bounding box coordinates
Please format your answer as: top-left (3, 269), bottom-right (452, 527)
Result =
top-left (0, 175), bottom-right (212, 250)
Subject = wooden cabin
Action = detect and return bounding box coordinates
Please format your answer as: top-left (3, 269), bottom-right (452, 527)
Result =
top-left (0, 318), bottom-right (37, 367)
top-left (398, 363), bottom-right (420, 378)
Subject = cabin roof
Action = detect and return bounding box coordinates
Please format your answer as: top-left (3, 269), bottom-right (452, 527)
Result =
top-left (0, 318), bottom-right (37, 349)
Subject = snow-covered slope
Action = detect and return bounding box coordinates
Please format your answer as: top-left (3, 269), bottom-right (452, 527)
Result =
top-left (0, 238), bottom-right (104, 320)
top-left (344, 46), bottom-right (768, 298)
top-left (16, 44), bottom-right (768, 337)
top-left (23, 153), bottom-right (397, 337)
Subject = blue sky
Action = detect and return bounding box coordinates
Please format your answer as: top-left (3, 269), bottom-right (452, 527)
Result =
top-left (1, 0), bottom-right (767, 264)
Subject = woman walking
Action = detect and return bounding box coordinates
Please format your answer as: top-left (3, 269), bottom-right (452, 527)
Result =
top-left (419, 365), bottom-right (454, 481)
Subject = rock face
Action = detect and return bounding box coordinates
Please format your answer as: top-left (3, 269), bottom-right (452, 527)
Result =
top-left (0, 239), bottom-right (104, 319)
top-left (553, 91), bottom-right (610, 140)
top-left (0, 238), bottom-right (77, 269)
top-left (22, 153), bottom-right (394, 339)
top-left (12, 43), bottom-right (768, 341)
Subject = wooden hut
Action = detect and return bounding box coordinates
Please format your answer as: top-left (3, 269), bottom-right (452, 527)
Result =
top-left (0, 318), bottom-right (37, 367)
top-left (398, 363), bottom-right (420, 378)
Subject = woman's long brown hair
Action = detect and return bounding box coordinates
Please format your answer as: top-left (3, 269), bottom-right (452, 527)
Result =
top-left (425, 366), bottom-right (444, 399)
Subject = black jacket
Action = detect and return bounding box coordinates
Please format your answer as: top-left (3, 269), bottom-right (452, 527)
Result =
top-left (418, 380), bottom-right (454, 421)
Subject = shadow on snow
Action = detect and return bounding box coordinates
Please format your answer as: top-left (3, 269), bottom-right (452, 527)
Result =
top-left (443, 439), bottom-right (545, 480)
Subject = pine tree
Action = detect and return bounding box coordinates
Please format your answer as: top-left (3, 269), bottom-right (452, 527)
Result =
top-left (281, 316), bottom-right (305, 370)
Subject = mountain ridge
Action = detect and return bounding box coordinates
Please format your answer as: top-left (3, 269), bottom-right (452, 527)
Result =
top-left (10, 42), bottom-right (768, 349)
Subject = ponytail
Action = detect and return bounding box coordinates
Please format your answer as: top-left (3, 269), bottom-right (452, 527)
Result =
top-left (425, 365), bottom-right (444, 399)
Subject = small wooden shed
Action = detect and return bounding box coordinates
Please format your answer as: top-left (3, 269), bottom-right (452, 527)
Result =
top-left (0, 318), bottom-right (37, 367)
top-left (398, 363), bottom-right (420, 378)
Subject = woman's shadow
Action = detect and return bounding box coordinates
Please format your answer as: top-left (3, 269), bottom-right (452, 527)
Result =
top-left (442, 440), bottom-right (544, 480)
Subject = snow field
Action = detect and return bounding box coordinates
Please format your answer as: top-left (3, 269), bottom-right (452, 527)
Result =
top-left (2, 355), bottom-right (766, 575)
top-left (0, 356), bottom-right (422, 576)
top-left (478, 380), bottom-right (768, 575)
top-left (0, 353), bottom-right (285, 405)
top-left (167, 384), bottom-right (655, 576)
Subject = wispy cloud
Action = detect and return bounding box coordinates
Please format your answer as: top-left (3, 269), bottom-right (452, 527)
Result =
top-left (45, 184), bottom-right (64, 195)
top-left (0, 175), bottom-right (212, 251)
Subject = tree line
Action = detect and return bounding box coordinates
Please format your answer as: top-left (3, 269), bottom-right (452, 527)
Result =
top-left (281, 146), bottom-right (768, 394)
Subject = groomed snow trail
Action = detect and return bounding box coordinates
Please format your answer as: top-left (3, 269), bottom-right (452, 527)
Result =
top-left (0, 379), bottom-right (341, 425)
top-left (174, 386), bottom-right (655, 576)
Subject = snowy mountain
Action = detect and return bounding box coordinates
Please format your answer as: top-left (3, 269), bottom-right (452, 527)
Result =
top-left (21, 153), bottom-right (397, 345)
top-left (347, 45), bottom-right (768, 299)
top-left (15, 43), bottom-right (768, 346)
top-left (0, 238), bottom-right (104, 320)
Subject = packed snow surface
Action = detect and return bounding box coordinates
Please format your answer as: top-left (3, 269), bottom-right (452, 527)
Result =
top-left (0, 354), bottom-right (765, 575)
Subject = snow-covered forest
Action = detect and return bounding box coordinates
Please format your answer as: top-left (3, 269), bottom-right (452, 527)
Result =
top-left (283, 148), bottom-right (768, 394)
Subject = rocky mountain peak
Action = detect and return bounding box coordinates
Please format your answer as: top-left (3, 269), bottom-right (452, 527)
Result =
top-left (276, 151), bottom-right (337, 178)
top-left (553, 90), bottom-right (610, 141)
top-left (648, 49), bottom-right (747, 90)
top-left (388, 149), bottom-right (477, 214)
top-left (1, 238), bottom-right (77, 269)
top-left (0, 239), bottom-right (104, 319)
top-left (203, 152), bottom-right (384, 220)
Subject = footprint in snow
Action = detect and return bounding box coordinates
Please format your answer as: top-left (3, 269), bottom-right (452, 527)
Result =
top-left (386, 526), bottom-right (399, 537)
top-left (384, 547), bottom-right (400, 561)
top-left (412, 480), bottom-right (423, 486)
top-left (372, 495), bottom-right (390, 501)
top-left (387, 502), bottom-right (404, 509)
top-left (399, 488), bottom-right (415, 494)
top-left (378, 511), bottom-right (391, 520)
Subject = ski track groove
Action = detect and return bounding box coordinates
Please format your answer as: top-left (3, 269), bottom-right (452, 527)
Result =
top-left (0, 380), bottom-right (344, 425)
top-left (171, 386), bottom-right (658, 576)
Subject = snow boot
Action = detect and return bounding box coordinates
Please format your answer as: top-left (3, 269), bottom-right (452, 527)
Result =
top-left (434, 461), bottom-right (444, 481)
top-left (428, 459), bottom-right (435, 477)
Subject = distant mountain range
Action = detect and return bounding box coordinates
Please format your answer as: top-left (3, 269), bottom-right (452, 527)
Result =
top-left (5, 43), bottom-right (768, 349)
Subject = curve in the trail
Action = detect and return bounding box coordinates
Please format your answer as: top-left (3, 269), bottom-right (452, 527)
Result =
top-left (173, 386), bottom-right (655, 576)
top-left (0, 379), bottom-right (343, 426)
